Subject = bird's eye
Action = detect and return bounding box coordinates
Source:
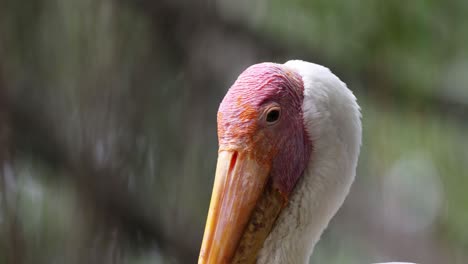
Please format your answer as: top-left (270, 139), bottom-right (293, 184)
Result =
top-left (265, 108), bottom-right (281, 124)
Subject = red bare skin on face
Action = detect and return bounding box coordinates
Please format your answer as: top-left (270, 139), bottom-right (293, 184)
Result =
top-left (217, 63), bottom-right (312, 196)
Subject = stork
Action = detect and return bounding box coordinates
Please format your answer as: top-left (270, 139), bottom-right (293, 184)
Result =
top-left (198, 60), bottom-right (413, 264)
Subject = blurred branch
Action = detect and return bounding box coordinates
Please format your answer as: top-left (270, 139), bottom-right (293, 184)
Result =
top-left (120, 0), bottom-right (290, 87)
top-left (0, 65), bottom-right (25, 264)
top-left (7, 88), bottom-right (198, 262)
top-left (125, 0), bottom-right (286, 55)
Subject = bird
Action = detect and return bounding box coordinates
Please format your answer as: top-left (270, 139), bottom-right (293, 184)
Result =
top-left (197, 60), bottom-right (414, 264)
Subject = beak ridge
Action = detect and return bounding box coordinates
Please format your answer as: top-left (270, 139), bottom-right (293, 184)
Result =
top-left (199, 150), bottom-right (287, 264)
top-left (199, 150), bottom-right (269, 263)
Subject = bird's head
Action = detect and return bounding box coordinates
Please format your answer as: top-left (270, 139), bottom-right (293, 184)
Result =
top-left (199, 62), bottom-right (313, 263)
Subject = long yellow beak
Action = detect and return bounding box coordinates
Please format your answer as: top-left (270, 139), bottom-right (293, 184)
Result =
top-left (198, 150), bottom-right (286, 264)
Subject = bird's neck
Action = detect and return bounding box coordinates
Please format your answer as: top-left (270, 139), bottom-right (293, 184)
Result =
top-left (257, 60), bottom-right (362, 263)
top-left (257, 131), bottom-right (357, 264)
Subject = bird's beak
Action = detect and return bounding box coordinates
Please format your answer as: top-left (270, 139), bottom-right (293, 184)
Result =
top-left (198, 150), bottom-right (286, 264)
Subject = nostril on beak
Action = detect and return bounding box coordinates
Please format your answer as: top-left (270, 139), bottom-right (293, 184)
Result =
top-left (229, 151), bottom-right (238, 174)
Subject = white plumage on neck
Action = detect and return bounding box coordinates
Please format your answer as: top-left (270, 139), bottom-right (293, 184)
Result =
top-left (257, 60), bottom-right (362, 264)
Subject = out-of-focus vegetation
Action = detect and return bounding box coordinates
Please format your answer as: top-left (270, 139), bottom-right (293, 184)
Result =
top-left (0, 0), bottom-right (467, 263)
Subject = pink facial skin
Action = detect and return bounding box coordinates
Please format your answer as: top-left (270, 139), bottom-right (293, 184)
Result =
top-left (217, 62), bottom-right (312, 197)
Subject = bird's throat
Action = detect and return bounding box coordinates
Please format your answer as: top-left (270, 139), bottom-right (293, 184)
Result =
top-left (231, 181), bottom-right (287, 264)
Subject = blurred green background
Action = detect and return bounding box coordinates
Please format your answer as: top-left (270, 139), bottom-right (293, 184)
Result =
top-left (0, 0), bottom-right (467, 263)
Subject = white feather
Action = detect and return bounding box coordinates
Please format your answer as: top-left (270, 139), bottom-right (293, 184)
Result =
top-left (257, 60), bottom-right (362, 264)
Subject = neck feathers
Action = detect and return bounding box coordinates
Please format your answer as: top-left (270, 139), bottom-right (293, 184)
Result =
top-left (257, 60), bottom-right (362, 264)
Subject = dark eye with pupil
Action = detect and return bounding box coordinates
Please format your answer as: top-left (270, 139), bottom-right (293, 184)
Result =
top-left (266, 109), bottom-right (280, 123)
